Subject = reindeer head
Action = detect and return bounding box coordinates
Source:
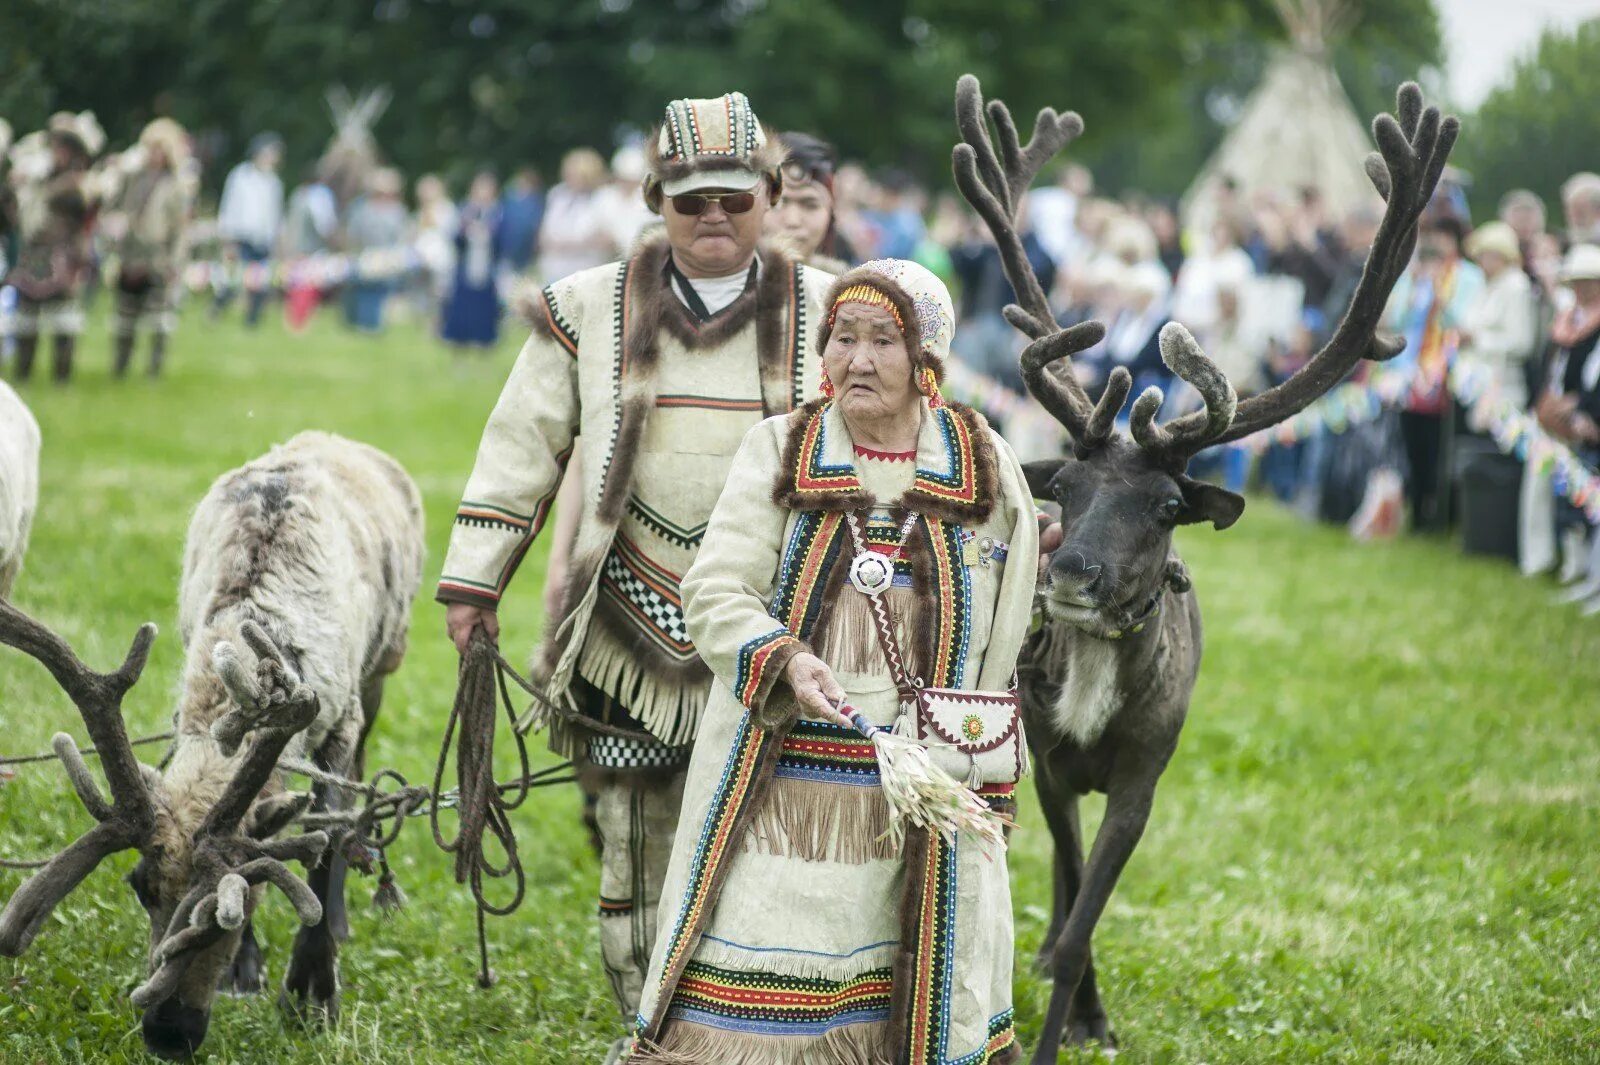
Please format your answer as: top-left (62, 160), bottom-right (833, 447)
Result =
top-left (952, 76), bottom-right (1454, 635)
top-left (0, 605), bottom-right (327, 1060)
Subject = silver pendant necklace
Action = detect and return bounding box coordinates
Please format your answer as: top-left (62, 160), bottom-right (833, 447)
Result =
top-left (848, 510), bottom-right (920, 597)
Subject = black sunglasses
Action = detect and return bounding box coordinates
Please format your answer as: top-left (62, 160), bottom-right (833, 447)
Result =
top-left (670, 191), bottom-right (757, 216)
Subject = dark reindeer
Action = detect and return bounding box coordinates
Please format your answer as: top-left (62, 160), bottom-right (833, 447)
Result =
top-left (951, 75), bottom-right (1454, 1058)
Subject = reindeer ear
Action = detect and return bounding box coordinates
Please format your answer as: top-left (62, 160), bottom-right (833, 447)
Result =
top-left (1021, 459), bottom-right (1065, 500)
top-left (1175, 475), bottom-right (1245, 530)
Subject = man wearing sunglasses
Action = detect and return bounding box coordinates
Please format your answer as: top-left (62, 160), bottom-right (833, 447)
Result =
top-left (436, 92), bottom-right (833, 1058)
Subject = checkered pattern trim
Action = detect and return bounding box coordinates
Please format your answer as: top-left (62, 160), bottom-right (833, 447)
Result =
top-left (587, 733), bottom-right (693, 772)
top-left (600, 536), bottom-right (693, 658)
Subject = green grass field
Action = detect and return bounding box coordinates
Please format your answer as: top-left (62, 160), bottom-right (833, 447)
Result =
top-left (2, 309), bottom-right (1597, 1064)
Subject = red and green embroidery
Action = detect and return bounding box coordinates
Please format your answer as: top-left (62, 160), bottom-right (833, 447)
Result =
top-left (668, 962), bottom-right (894, 1034)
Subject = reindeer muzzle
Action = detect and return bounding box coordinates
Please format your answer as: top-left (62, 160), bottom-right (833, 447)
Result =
top-left (141, 998), bottom-right (210, 1061)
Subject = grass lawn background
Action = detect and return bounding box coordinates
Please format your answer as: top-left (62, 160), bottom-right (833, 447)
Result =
top-left (1, 311), bottom-right (1597, 1063)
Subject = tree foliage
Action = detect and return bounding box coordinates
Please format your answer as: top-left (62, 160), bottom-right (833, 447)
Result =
top-left (1460, 18), bottom-right (1600, 222)
top-left (0, 0), bottom-right (1438, 198)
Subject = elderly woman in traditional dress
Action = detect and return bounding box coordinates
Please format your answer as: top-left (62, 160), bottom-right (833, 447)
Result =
top-left (630, 259), bottom-right (1036, 1064)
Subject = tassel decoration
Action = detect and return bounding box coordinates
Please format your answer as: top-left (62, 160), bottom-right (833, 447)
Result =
top-left (831, 700), bottom-right (1006, 855)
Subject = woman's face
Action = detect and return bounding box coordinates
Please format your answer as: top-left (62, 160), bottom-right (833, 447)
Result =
top-left (768, 181), bottom-right (833, 259)
top-left (824, 303), bottom-right (915, 422)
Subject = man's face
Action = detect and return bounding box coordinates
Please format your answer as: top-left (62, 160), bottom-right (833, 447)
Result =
top-left (768, 181), bottom-right (832, 258)
top-left (1566, 191), bottom-right (1600, 234)
top-left (662, 183), bottom-right (770, 276)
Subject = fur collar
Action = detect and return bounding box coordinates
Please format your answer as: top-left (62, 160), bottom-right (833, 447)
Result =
top-left (626, 232), bottom-right (796, 353)
top-left (772, 398), bottom-right (999, 524)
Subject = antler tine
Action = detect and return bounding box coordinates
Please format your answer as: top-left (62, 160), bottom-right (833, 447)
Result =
top-left (0, 601), bottom-right (159, 956)
top-left (0, 821), bottom-right (135, 955)
top-left (237, 856), bottom-right (324, 926)
top-left (1128, 385), bottom-right (1170, 452)
top-left (50, 732), bottom-right (114, 821)
top-left (955, 74), bottom-right (1107, 445)
top-left (1018, 321), bottom-right (1107, 439)
top-left (1127, 323), bottom-right (1239, 463)
top-left (953, 75), bottom-right (1059, 333)
top-left (0, 600), bottom-right (158, 835)
top-left (1085, 367), bottom-right (1134, 448)
top-left (201, 622), bottom-right (319, 840)
top-left (1160, 82), bottom-right (1456, 447)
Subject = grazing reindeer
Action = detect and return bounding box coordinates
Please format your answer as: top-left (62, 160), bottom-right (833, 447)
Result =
top-left (0, 380), bottom-right (41, 597)
top-left (0, 432), bottom-right (424, 1059)
top-left (951, 76), bottom-right (1453, 1058)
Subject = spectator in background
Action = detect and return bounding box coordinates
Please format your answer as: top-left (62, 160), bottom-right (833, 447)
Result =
top-left (1385, 215), bottom-right (1485, 530)
top-left (441, 170), bottom-right (505, 351)
top-left (107, 118), bottom-right (189, 377)
top-left (1498, 188), bottom-right (1547, 256)
top-left (1560, 173), bottom-right (1600, 246)
top-left (1092, 260), bottom-right (1173, 400)
top-left (1534, 244), bottom-right (1600, 595)
top-left (341, 167), bottom-right (408, 334)
top-left (870, 169), bottom-right (927, 261)
top-left (1459, 221), bottom-right (1537, 424)
top-left (1269, 186), bottom-right (1343, 325)
top-left (536, 148), bottom-right (612, 282)
top-left (412, 173), bottom-right (458, 319)
top-left (280, 162), bottom-right (339, 332)
top-left (1172, 216), bottom-right (1254, 336)
top-left (1320, 205), bottom-right (1382, 332)
top-left (1029, 163), bottom-right (1093, 271)
top-left (1145, 200), bottom-right (1185, 279)
top-left (950, 203), bottom-right (1055, 391)
top-left (767, 131), bottom-right (852, 272)
top-left (215, 132), bottom-right (284, 328)
top-left (594, 142), bottom-right (656, 256)
top-left (498, 166), bottom-right (544, 277)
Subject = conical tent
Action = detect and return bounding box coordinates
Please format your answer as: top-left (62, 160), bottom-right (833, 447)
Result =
top-left (1180, 2), bottom-right (1377, 240)
top-left (319, 86), bottom-right (392, 209)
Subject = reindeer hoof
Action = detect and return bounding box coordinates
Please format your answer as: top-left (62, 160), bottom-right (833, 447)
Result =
top-left (280, 950), bottom-right (341, 1026)
top-left (278, 985), bottom-right (341, 1027)
top-left (1064, 1013), bottom-right (1117, 1052)
top-left (218, 934), bottom-right (266, 996)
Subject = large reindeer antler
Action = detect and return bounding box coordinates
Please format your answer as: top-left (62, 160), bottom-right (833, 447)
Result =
top-left (0, 600), bottom-right (158, 955)
top-left (952, 75), bottom-right (1111, 450)
top-left (0, 601), bottom-right (330, 1005)
top-left (131, 622), bottom-right (329, 1008)
top-left (1131, 81), bottom-right (1456, 465)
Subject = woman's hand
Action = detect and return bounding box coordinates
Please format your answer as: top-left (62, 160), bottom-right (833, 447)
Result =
top-left (783, 652), bottom-right (847, 723)
top-left (446, 602), bottom-right (500, 656)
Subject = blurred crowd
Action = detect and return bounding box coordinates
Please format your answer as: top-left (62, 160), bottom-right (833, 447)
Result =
top-left (3, 109), bottom-right (1598, 608)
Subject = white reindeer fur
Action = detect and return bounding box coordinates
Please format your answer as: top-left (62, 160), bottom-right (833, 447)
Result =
top-left (158, 432), bottom-right (425, 845)
top-left (1051, 636), bottom-right (1123, 747)
top-left (0, 381), bottom-right (41, 598)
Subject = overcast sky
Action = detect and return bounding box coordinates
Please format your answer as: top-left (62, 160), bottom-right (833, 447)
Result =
top-left (1439, 0), bottom-right (1599, 107)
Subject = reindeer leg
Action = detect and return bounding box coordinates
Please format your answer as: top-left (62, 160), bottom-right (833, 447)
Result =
top-left (1031, 765), bottom-right (1113, 1047)
top-left (280, 748), bottom-right (355, 1023)
top-left (219, 918), bottom-right (266, 996)
top-left (1030, 759), bottom-right (1074, 975)
top-left (1032, 773), bottom-right (1156, 1063)
top-left (280, 838), bottom-right (342, 1025)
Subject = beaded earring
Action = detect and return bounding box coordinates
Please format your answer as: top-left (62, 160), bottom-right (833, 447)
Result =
top-left (917, 365), bottom-right (944, 409)
top-left (820, 367), bottom-right (835, 399)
